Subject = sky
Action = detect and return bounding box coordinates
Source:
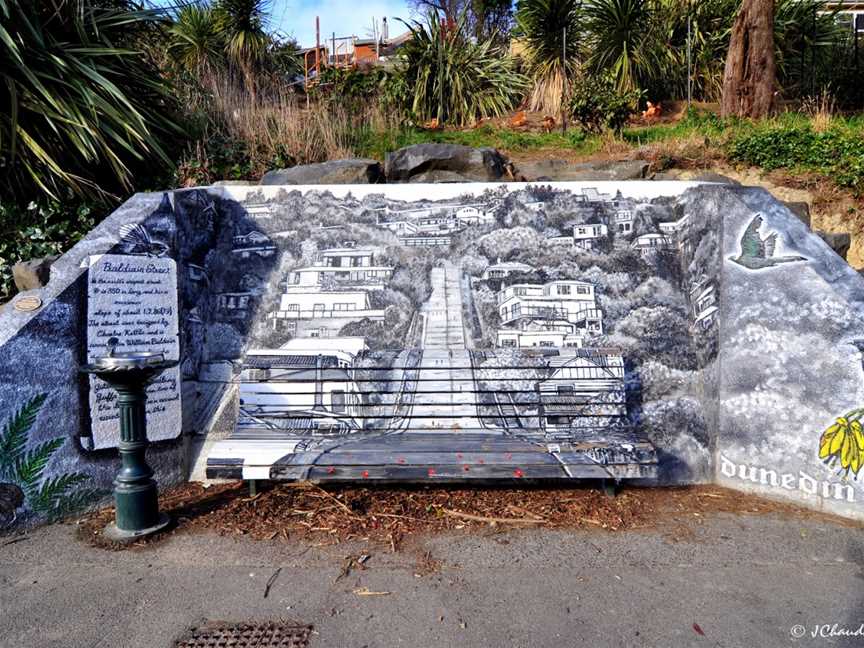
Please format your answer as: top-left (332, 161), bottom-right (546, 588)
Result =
top-left (270, 0), bottom-right (413, 47)
top-left (151, 0), bottom-right (414, 48)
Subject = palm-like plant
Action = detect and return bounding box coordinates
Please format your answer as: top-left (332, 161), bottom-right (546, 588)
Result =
top-left (400, 11), bottom-right (527, 126)
top-left (214, 0), bottom-right (271, 70)
top-left (0, 0), bottom-right (178, 201)
top-left (583, 0), bottom-right (670, 94)
top-left (514, 0), bottom-right (583, 114)
top-left (168, 4), bottom-right (225, 76)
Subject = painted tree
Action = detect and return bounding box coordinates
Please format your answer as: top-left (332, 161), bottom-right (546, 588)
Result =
top-left (721, 0), bottom-right (776, 119)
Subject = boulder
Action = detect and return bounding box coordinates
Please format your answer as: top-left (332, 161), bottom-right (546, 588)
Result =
top-left (782, 201), bottom-right (811, 228)
top-left (816, 231), bottom-right (851, 261)
top-left (385, 144), bottom-right (507, 183)
top-left (12, 256), bottom-right (57, 292)
top-left (517, 158), bottom-right (649, 182)
top-left (260, 159), bottom-right (383, 185)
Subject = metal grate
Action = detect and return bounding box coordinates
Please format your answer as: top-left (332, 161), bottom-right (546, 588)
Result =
top-left (174, 621), bottom-right (312, 648)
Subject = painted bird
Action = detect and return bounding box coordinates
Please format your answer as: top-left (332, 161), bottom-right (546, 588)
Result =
top-left (729, 214), bottom-right (807, 270)
top-left (118, 223), bottom-right (170, 257)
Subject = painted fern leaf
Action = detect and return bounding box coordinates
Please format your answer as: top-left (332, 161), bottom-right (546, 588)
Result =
top-left (14, 438), bottom-right (65, 496)
top-left (29, 473), bottom-right (91, 517)
top-left (0, 393), bottom-right (47, 481)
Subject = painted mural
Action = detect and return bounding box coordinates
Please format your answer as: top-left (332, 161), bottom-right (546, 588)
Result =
top-left (5, 179), bottom-right (864, 530)
top-left (179, 183), bottom-right (718, 483)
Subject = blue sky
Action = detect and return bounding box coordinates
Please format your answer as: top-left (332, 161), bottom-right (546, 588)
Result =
top-left (152, 1), bottom-right (414, 48)
top-left (270, 0), bottom-right (412, 47)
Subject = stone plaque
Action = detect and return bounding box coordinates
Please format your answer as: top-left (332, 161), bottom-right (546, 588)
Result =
top-left (86, 254), bottom-right (181, 449)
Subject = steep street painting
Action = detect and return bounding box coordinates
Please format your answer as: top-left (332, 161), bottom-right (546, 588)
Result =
top-left (202, 183), bottom-right (716, 483)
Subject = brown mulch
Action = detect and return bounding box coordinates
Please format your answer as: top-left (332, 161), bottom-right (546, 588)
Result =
top-left (73, 481), bottom-right (859, 552)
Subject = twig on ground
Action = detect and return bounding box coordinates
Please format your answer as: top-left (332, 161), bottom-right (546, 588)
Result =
top-left (440, 508), bottom-right (545, 525)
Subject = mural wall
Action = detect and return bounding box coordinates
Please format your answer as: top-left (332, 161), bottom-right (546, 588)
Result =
top-left (1, 180), bottom-right (862, 529)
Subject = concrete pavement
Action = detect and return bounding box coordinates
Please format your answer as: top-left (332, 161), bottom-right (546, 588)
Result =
top-left (2, 512), bottom-right (863, 648)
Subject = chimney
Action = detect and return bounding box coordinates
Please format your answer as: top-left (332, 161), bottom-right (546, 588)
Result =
top-left (313, 354), bottom-right (325, 411)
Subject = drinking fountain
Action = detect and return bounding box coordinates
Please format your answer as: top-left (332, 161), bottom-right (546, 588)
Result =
top-left (81, 338), bottom-right (177, 541)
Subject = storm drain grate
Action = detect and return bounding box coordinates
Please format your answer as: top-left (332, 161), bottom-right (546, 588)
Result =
top-left (174, 621), bottom-right (313, 648)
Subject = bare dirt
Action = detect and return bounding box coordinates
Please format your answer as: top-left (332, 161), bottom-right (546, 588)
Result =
top-left (73, 481), bottom-right (859, 552)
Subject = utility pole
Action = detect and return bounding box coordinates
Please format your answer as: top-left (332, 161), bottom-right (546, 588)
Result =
top-left (561, 27), bottom-right (568, 134)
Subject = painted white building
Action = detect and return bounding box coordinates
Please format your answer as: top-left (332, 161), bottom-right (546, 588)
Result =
top-left (497, 280), bottom-right (603, 335)
top-left (272, 288), bottom-right (385, 322)
top-left (536, 352), bottom-right (626, 433)
top-left (631, 233), bottom-right (674, 255)
top-left (287, 265), bottom-right (393, 290)
top-left (455, 205), bottom-right (495, 226)
top-left (239, 352), bottom-right (366, 433)
top-left (581, 188), bottom-right (613, 203)
top-left (481, 260), bottom-right (533, 281)
top-left (319, 246), bottom-right (381, 268)
top-left (496, 318), bottom-right (585, 349)
top-left (690, 283), bottom-right (718, 331)
top-left (232, 230), bottom-right (277, 259)
top-left (612, 209), bottom-right (634, 234)
top-left (277, 336), bottom-right (369, 367)
top-left (572, 224), bottom-right (608, 251)
top-left (659, 215), bottom-right (689, 237)
top-left (547, 235), bottom-right (575, 246)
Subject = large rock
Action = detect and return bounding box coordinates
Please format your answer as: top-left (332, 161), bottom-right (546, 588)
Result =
top-left (782, 201), bottom-right (811, 228)
top-left (385, 144), bottom-right (507, 183)
top-left (260, 159), bottom-right (383, 185)
top-left (517, 158), bottom-right (649, 182)
top-left (12, 256), bottom-right (57, 292)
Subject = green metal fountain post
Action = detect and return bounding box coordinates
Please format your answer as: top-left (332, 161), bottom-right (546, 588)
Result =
top-left (82, 340), bottom-right (177, 541)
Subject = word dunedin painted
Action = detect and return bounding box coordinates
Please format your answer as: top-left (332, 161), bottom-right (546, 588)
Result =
top-left (720, 455), bottom-right (854, 503)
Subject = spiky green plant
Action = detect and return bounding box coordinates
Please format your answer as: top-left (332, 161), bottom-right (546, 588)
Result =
top-left (168, 4), bottom-right (225, 76)
top-left (0, 393), bottom-right (94, 523)
top-left (0, 0), bottom-right (180, 202)
top-left (399, 11), bottom-right (527, 127)
top-left (514, 0), bottom-right (583, 114)
top-left (582, 0), bottom-right (671, 94)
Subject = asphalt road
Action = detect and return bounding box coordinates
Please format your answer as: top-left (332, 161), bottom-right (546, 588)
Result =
top-left (2, 512), bottom-right (863, 648)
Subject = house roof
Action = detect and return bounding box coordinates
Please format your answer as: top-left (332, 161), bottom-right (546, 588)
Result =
top-left (243, 354), bottom-right (341, 369)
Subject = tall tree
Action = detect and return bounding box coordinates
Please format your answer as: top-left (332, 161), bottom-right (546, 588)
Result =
top-left (721, 0), bottom-right (776, 118)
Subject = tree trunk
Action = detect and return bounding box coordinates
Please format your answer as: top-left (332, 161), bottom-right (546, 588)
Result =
top-left (721, 0), bottom-right (776, 119)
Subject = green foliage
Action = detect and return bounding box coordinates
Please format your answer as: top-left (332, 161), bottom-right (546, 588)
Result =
top-left (168, 4), bottom-right (225, 75)
top-left (726, 119), bottom-right (864, 194)
top-left (0, 199), bottom-right (99, 299)
top-left (514, 0), bottom-right (583, 113)
top-left (570, 74), bottom-right (641, 134)
top-left (214, 0), bottom-right (271, 66)
top-left (0, 0), bottom-right (181, 202)
top-left (399, 11), bottom-right (527, 127)
top-left (583, 0), bottom-right (670, 94)
top-left (0, 394), bottom-right (93, 521)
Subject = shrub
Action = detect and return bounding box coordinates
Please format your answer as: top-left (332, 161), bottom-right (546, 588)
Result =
top-left (726, 120), bottom-right (864, 193)
top-left (0, 199), bottom-right (99, 299)
top-left (0, 0), bottom-right (180, 201)
top-left (569, 74), bottom-right (641, 134)
top-left (399, 11), bottom-right (527, 127)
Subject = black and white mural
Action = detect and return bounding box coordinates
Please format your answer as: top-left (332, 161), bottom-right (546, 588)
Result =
top-left (174, 183), bottom-right (716, 484)
top-left (5, 180), bottom-right (864, 530)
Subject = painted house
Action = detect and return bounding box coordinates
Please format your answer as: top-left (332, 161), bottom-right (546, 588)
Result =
top-left (631, 233), bottom-right (674, 255)
top-left (279, 337), bottom-right (368, 367)
top-left (690, 283), bottom-right (718, 331)
top-left (455, 205), bottom-right (495, 226)
top-left (239, 352), bottom-right (365, 434)
top-left (496, 318), bottom-right (585, 349)
top-left (612, 209), bottom-right (634, 234)
top-left (272, 288), bottom-right (385, 321)
top-left (319, 246), bottom-right (381, 267)
top-left (232, 229), bottom-right (277, 259)
top-left (547, 234), bottom-right (575, 246)
top-left (481, 260), bottom-right (534, 281)
top-left (497, 281), bottom-right (603, 335)
top-left (287, 265), bottom-right (394, 290)
top-left (536, 351), bottom-right (627, 435)
top-left (572, 224), bottom-right (609, 251)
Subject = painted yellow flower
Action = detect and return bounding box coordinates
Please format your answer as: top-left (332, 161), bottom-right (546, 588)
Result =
top-left (819, 418), bottom-right (848, 459)
top-left (820, 417), bottom-right (863, 477)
